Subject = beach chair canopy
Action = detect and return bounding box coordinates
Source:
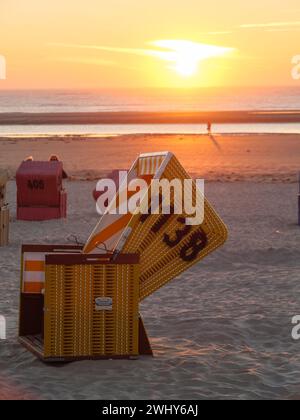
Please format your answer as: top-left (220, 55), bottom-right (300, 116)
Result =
top-left (84, 152), bottom-right (228, 301)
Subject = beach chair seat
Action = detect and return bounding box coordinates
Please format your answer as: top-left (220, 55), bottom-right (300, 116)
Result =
top-left (16, 161), bottom-right (67, 221)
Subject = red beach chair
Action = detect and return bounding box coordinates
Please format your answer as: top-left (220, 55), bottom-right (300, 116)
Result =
top-left (16, 160), bottom-right (67, 221)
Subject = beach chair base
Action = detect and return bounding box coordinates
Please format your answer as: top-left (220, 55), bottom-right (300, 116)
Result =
top-left (19, 317), bottom-right (153, 363)
top-left (19, 245), bottom-right (153, 362)
top-left (0, 205), bottom-right (9, 246)
top-left (17, 191), bottom-right (67, 221)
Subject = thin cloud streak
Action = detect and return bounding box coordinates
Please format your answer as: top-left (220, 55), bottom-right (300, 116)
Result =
top-left (49, 41), bottom-right (235, 63)
top-left (265, 28), bottom-right (300, 32)
top-left (48, 56), bottom-right (139, 71)
top-left (51, 57), bottom-right (116, 66)
top-left (205, 31), bottom-right (233, 35)
top-left (240, 21), bottom-right (300, 28)
top-left (48, 42), bottom-right (172, 61)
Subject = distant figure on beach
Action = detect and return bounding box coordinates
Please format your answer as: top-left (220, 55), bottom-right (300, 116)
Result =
top-left (207, 122), bottom-right (212, 135)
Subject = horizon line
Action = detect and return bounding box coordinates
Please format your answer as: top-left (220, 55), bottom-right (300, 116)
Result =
top-left (0, 84), bottom-right (299, 92)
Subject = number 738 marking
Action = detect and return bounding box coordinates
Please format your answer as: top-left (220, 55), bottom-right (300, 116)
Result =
top-left (141, 212), bottom-right (207, 262)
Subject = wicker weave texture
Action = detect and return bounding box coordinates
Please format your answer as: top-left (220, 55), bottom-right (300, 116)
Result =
top-left (121, 155), bottom-right (228, 300)
top-left (44, 263), bottom-right (140, 358)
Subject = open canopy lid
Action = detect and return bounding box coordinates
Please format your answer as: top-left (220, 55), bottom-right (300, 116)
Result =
top-left (83, 152), bottom-right (171, 255)
top-left (84, 151), bottom-right (228, 300)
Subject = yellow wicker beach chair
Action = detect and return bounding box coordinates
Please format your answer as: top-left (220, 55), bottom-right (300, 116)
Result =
top-left (19, 152), bottom-right (227, 362)
top-left (19, 245), bottom-right (150, 362)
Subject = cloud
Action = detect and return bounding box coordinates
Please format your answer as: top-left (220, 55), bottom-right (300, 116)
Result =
top-left (265, 28), bottom-right (300, 32)
top-left (48, 40), bottom-right (236, 78)
top-left (50, 57), bottom-right (116, 67)
top-left (49, 40), bottom-right (235, 63)
top-left (48, 42), bottom-right (169, 60)
top-left (201, 31), bottom-right (233, 35)
top-left (240, 21), bottom-right (300, 29)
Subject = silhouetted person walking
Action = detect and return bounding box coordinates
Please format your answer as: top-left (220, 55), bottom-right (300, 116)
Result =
top-left (207, 122), bottom-right (212, 135)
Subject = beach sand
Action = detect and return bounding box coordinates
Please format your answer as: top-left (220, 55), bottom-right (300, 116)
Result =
top-left (0, 133), bottom-right (300, 182)
top-left (0, 134), bottom-right (299, 400)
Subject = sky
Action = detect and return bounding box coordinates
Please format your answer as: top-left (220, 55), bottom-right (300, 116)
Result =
top-left (0, 0), bottom-right (300, 89)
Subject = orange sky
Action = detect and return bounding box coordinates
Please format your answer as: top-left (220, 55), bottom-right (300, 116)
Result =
top-left (0, 0), bottom-right (300, 89)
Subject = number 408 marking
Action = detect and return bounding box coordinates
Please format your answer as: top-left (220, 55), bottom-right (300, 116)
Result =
top-left (27, 179), bottom-right (45, 190)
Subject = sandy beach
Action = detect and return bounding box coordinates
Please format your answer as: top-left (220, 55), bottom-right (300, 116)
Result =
top-left (1, 133), bottom-right (300, 182)
top-left (0, 133), bottom-right (299, 400)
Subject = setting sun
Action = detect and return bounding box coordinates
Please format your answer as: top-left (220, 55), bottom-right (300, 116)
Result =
top-left (151, 40), bottom-right (235, 78)
top-left (174, 61), bottom-right (198, 77)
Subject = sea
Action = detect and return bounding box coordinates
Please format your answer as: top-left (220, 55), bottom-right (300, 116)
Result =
top-left (0, 86), bottom-right (300, 135)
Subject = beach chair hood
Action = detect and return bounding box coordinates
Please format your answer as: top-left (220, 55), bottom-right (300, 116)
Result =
top-left (84, 152), bottom-right (228, 301)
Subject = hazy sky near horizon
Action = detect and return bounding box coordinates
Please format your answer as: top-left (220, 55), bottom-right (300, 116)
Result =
top-left (1, 0), bottom-right (300, 89)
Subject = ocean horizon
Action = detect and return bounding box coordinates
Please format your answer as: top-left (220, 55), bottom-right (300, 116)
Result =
top-left (1, 87), bottom-right (300, 135)
top-left (1, 86), bottom-right (300, 114)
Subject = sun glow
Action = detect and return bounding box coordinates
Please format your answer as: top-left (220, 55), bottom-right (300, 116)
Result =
top-left (47, 39), bottom-right (236, 87)
top-left (174, 60), bottom-right (198, 77)
top-left (151, 40), bottom-right (235, 78)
